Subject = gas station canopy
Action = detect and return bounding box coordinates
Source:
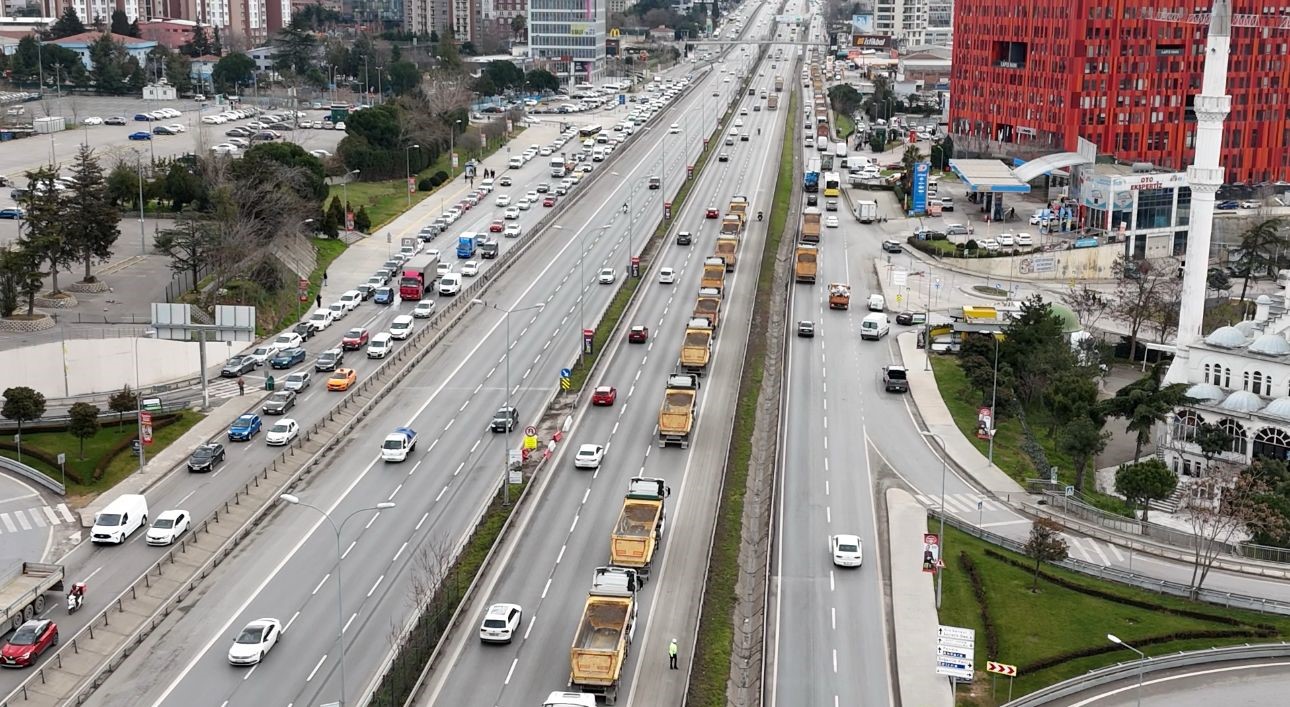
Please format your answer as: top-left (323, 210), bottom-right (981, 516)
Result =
top-left (947, 159), bottom-right (1031, 194)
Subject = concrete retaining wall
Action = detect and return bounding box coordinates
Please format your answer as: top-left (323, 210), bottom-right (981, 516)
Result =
top-left (0, 338), bottom-right (233, 399)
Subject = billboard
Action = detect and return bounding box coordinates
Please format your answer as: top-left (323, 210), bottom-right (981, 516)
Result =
top-left (911, 162), bottom-right (930, 213)
top-left (851, 13), bottom-right (875, 33)
top-left (852, 34), bottom-right (892, 49)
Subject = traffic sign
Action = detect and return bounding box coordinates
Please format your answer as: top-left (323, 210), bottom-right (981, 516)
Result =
top-left (937, 625), bottom-right (974, 642)
top-left (986, 661), bottom-right (1017, 677)
top-left (936, 624), bottom-right (975, 680)
top-left (937, 636), bottom-right (974, 650)
top-left (561, 378), bottom-right (571, 390)
top-left (524, 425), bottom-right (537, 437)
top-left (560, 368), bottom-right (572, 378)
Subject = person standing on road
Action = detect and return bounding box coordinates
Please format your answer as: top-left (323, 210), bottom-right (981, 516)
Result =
top-left (237, 376), bottom-right (245, 396)
top-left (315, 293), bottom-right (322, 308)
top-left (668, 638), bottom-right (678, 669)
top-left (322, 270), bottom-right (328, 286)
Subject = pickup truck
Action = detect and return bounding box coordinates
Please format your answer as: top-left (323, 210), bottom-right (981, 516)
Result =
top-left (610, 478), bottom-right (670, 582)
top-left (570, 567), bottom-right (641, 704)
top-left (0, 562), bottom-right (64, 632)
top-left (882, 365), bottom-right (909, 393)
top-left (658, 373), bottom-right (700, 448)
top-left (381, 426), bottom-right (418, 462)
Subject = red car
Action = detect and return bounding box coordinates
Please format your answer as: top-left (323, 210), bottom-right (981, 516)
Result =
top-left (543, 196), bottom-right (557, 207)
top-left (489, 220), bottom-right (504, 233)
top-left (341, 327), bottom-right (370, 350)
top-left (705, 207), bottom-right (719, 219)
top-left (591, 386), bottom-right (617, 406)
top-left (1, 620), bottom-right (58, 668)
top-left (628, 326), bottom-right (649, 343)
top-left (458, 200), bottom-right (473, 211)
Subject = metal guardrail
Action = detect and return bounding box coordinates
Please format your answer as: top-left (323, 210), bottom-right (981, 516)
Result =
top-left (1003, 643), bottom-right (1290, 706)
top-left (931, 510), bottom-right (1290, 616)
top-left (0, 456), bottom-right (63, 495)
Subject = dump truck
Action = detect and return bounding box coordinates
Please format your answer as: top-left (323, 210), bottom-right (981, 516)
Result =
top-left (1, 562), bottom-right (64, 632)
top-left (680, 317), bottom-right (714, 375)
top-left (569, 567), bottom-right (641, 704)
top-left (719, 214), bottom-right (744, 237)
top-left (795, 244), bottom-right (818, 284)
top-left (658, 373), bottom-right (700, 448)
top-left (829, 283), bottom-right (851, 309)
top-left (767, 94), bottom-right (779, 110)
top-left (693, 287), bottom-right (722, 329)
top-left (801, 207), bottom-right (822, 244)
top-left (714, 235), bottom-right (739, 271)
top-left (774, 76), bottom-right (784, 92)
top-left (728, 195), bottom-right (749, 220)
top-left (701, 257), bottom-right (726, 293)
top-left (609, 477), bottom-right (671, 582)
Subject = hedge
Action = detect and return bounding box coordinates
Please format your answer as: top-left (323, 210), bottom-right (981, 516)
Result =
top-left (958, 550), bottom-right (1000, 660)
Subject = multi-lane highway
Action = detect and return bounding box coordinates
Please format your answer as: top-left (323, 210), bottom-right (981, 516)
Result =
top-left (418, 4), bottom-right (787, 706)
top-left (72, 47), bottom-right (744, 707)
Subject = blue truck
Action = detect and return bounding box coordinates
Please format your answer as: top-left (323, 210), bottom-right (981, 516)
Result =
top-left (457, 233), bottom-right (476, 258)
top-left (803, 156), bottom-right (821, 193)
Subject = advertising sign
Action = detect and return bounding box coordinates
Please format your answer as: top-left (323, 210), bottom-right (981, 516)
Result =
top-left (922, 533), bottom-right (940, 573)
top-left (140, 411), bottom-right (154, 445)
top-left (912, 162), bottom-right (930, 213)
top-left (582, 329), bottom-right (595, 355)
top-left (977, 406), bottom-right (993, 439)
top-left (852, 34), bottom-right (892, 49)
top-left (344, 210), bottom-right (354, 231)
top-left (407, 177), bottom-right (416, 194)
top-left (851, 13), bottom-right (875, 33)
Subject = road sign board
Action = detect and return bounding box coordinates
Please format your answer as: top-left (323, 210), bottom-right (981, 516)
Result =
top-left (560, 378), bottom-right (571, 390)
top-left (936, 624), bottom-right (975, 679)
top-left (560, 368), bottom-right (572, 378)
top-left (524, 425), bottom-right (537, 437)
top-left (937, 625), bottom-right (975, 642)
top-left (986, 661), bottom-right (1017, 677)
top-left (936, 659), bottom-right (974, 680)
top-left (937, 636), bottom-right (974, 650)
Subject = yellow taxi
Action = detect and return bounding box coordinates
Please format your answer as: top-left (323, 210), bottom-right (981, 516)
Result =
top-left (327, 368), bottom-right (357, 391)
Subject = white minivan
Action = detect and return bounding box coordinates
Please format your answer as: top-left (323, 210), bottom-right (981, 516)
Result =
top-left (92, 493), bottom-right (149, 544)
top-left (367, 332), bottom-right (393, 358)
top-left (860, 313), bottom-right (890, 341)
top-left (389, 315), bottom-right (414, 339)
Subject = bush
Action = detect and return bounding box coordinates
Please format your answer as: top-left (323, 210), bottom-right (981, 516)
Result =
top-left (417, 177), bottom-right (435, 191)
top-left (427, 174), bottom-right (445, 188)
top-left (958, 551), bottom-right (1001, 659)
top-left (434, 170), bottom-right (449, 183)
top-left (91, 412), bottom-right (184, 481)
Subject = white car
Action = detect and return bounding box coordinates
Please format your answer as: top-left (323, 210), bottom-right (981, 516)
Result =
top-left (145, 509), bottom-right (190, 546)
top-left (659, 267), bottom-right (676, 284)
top-left (82, 116), bottom-right (103, 125)
top-left (525, 190), bottom-right (539, 202)
top-left (438, 273), bottom-right (462, 296)
top-left (246, 344), bottom-right (280, 366)
top-left (1015, 232), bottom-right (1034, 246)
top-left (979, 238), bottom-right (1000, 252)
top-left (825, 215), bottom-right (839, 228)
top-left (273, 332), bottom-right (303, 350)
top-left (503, 223), bottom-right (522, 238)
top-left (412, 300), bottom-right (436, 318)
top-left (327, 302), bottom-right (347, 320)
top-left (1240, 200), bottom-right (1261, 209)
top-left (282, 371), bottom-right (312, 391)
top-left (309, 149), bottom-right (332, 158)
top-left (265, 418), bottom-right (299, 446)
top-left (516, 198), bottom-right (532, 211)
top-left (308, 309), bottom-right (336, 331)
top-left (389, 315), bottom-right (414, 339)
top-left (598, 267), bottom-right (616, 284)
top-left (495, 194), bottom-right (512, 207)
top-left (210, 143), bottom-right (241, 156)
top-left (539, 146), bottom-right (553, 156)
top-left (504, 207), bottom-right (521, 220)
top-left (574, 443), bottom-right (605, 469)
top-left (338, 290), bottom-right (363, 311)
top-left (996, 233), bottom-right (1015, 247)
top-left (462, 261), bottom-right (480, 277)
top-left (436, 262), bottom-right (452, 277)
top-left (228, 618), bottom-right (282, 665)
top-left (166, 123), bottom-right (186, 133)
top-left (830, 534), bottom-right (863, 567)
top-left (479, 603), bottom-right (522, 643)
top-left (1030, 210), bottom-right (1047, 225)
top-left (669, 123), bottom-right (680, 133)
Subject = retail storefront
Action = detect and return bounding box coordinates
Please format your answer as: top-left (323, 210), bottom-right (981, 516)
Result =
top-left (1075, 169), bottom-right (1190, 261)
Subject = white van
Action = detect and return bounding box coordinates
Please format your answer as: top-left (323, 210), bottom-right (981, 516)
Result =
top-left (508, 156), bottom-right (523, 169)
top-left (867, 294), bottom-right (886, 311)
top-left (592, 146), bottom-right (607, 162)
top-left (389, 314), bottom-right (414, 340)
top-left (367, 332), bottom-right (393, 358)
top-left (92, 493), bottom-right (149, 544)
top-left (860, 313), bottom-right (890, 341)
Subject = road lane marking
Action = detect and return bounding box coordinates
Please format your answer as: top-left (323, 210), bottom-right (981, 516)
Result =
top-left (454, 461), bottom-right (465, 476)
top-left (416, 512), bottom-right (429, 530)
top-left (312, 575), bottom-right (329, 595)
top-left (286, 610), bottom-right (301, 632)
top-left (541, 577), bottom-right (551, 599)
top-left (367, 575), bottom-right (384, 598)
top-left (343, 612), bottom-right (356, 634)
top-left (306, 655), bottom-right (327, 682)
top-left (470, 439), bottom-right (480, 453)
top-left (388, 484), bottom-right (402, 500)
top-left (393, 541), bottom-right (408, 563)
top-left (341, 541), bottom-right (356, 559)
top-left (435, 486), bottom-right (447, 502)
top-left (505, 657), bottom-right (519, 685)
top-left (569, 514), bottom-right (579, 534)
top-left (243, 665), bottom-right (257, 680)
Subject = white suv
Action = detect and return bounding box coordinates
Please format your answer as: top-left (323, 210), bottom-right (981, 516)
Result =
top-left (479, 603), bottom-right (522, 643)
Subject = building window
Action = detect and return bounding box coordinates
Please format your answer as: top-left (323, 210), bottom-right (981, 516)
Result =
top-left (1172, 410), bottom-right (1203, 442)
top-left (1220, 418), bottom-right (1248, 456)
top-left (1253, 426), bottom-right (1290, 461)
top-left (1135, 187), bottom-right (1175, 230)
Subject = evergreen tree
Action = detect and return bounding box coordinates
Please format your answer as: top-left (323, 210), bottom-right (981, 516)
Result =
top-left (89, 32), bottom-right (129, 93)
top-left (15, 166), bottom-right (72, 295)
top-left (49, 7), bottom-right (86, 39)
top-left (64, 144), bottom-right (120, 284)
top-left (109, 9), bottom-right (132, 36)
top-left (354, 205), bottom-right (371, 232)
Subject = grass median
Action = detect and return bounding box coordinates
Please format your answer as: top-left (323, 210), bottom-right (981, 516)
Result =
top-left (938, 524), bottom-right (1290, 706)
top-left (688, 89), bottom-right (797, 706)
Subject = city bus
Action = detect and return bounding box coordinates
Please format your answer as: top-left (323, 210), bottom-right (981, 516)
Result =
top-left (823, 172), bottom-right (841, 198)
top-left (578, 124), bottom-right (603, 139)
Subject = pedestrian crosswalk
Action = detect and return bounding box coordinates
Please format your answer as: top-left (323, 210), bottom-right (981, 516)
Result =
top-left (1062, 535), bottom-right (1131, 566)
top-left (0, 504), bottom-right (76, 535)
top-left (206, 377), bottom-right (248, 400)
top-left (915, 493), bottom-right (1010, 516)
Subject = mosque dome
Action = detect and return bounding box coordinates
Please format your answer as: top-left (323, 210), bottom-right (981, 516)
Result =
top-left (1220, 390), bottom-right (1265, 413)
top-left (1185, 383), bottom-right (1225, 403)
top-left (1205, 326), bottom-right (1247, 348)
top-left (1249, 334), bottom-right (1290, 356)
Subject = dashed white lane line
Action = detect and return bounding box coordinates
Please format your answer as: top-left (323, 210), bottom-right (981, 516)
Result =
top-left (306, 655), bottom-right (327, 682)
top-left (435, 486), bottom-right (447, 502)
top-left (367, 574), bottom-right (385, 598)
top-left (416, 512), bottom-right (429, 530)
top-left (312, 575), bottom-right (329, 595)
top-left (393, 541), bottom-right (408, 563)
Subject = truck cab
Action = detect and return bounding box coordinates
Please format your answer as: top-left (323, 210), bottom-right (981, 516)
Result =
top-left (381, 427), bottom-right (418, 462)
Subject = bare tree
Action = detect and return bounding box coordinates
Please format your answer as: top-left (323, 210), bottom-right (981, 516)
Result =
top-left (1061, 284), bottom-right (1111, 331)
top-left (1110, 255), bottom-right (1179, 361)
top-left (1183, 466), bottom-right (1286, 596)
top-left (1145, 276), bottom-right (1183, 345)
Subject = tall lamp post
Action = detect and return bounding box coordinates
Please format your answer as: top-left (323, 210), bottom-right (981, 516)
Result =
top-left (450, 119), bottom-right (463, 178)
top-left (404, 143), bottom-right (420, 208)
top-left (609, 171), bottom-right (639, 263)
top-left (919, 429), bottom-right (948, 609)
top-left (278, 495), bottom-right (396, 707)
top-left (1106, 634), bottom-right (1145, 707)
top-left (341, 168), bottom-right (360, 234)
top-left (987, 333), bottom-right (1000, 465)
top-left (471, 300), bottom-right (545, 505)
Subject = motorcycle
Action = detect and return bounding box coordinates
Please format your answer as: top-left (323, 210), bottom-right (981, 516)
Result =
top-left (67, 582), bottom-right (86, 614)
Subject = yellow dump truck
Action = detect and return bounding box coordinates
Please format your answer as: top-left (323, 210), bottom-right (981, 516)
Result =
top-left (569, 567), bottom-right (641, 704)
top-left (829, 283), bottom-right (851, 309)
top-left (658, 373), bottom-right (700, 448)
top-left (701, 257), bottom-right (726, 292)
top-left (801, 207), bottom-right (821, 243)
top-left (719, 213), bottom-right (744, 238)
top-left (609, 477), bottom-right (671, 582)
top-left (714, 236), bottom-right (739, 271)
top-left (728, 195), bottom-right (749, 220)
top-left (693, 287), bottom-right (722, 329)
top-left (679, 317), bottom-right (714, 375)
top-left (795, 245), bottom-right (818, 284)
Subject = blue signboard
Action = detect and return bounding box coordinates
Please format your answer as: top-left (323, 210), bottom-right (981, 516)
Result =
top-left (911, 162), bottom-right (930, 214)
top-left (1074, 236), bottom-right (1099, 249)
top-left (618, 94), bottom-right (626, 105)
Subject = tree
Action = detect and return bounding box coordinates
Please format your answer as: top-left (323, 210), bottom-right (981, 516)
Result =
top-left (388, 60), bottom-right (420, 96)
top-left (1207, 267), bottom-right (1231, 294)
top-left (212, 52), bottom-right (255, 93)
top-left (1184, 466), bottom-right (1285, 595)
top-left (525, 68), bottom-right (560, 93)
top-left (234, 142), bottom-right (327, 201)
top-left (67, 402), bottom-right (100, 459)
top-left (930, 134), bottom-right (955, 170)
top-left (1061, 284), bottom-right (1110, 331)
top-left (1230, 218), bottom-right (1287, 302)
top-left (89, 32), bottom-right (132, 94)
top-left (273, 16), bottom-right (319, 77)
top-left (1115, 458), bottom-right (1177, 522)
top-left (1193, 421), bottom-right (1234, 473)
top-left (16, 166), bottom-right (73, 295)
top-left (49, 7), bottom-right (86, 39)
top-left (2, 387), bottom-right (46, 460)
top-left (1101, 362), bottom-right (1197, 462)
top-left (999, 294), bottom-right (1072, 407)
top-left (180, 24), bottom-right (213, 58)
top-left (64, 144), bottom-right (120, 284)
top-left (899, 144), bottom-right (921, 193)
top-left (107, 384), bottom-right (136, 424)
top-left (511, 14), bottom-right (527, 40)
top-left (354, 205), bottom-right (371, 232)
top-left (162, 160), bottom-right (204, 210)
top-left (0, 247), bottom-right (22, 317)
top-left (109, 9), bottom-right (135, 37)
top-left (154, 208), bottom-right (219, 290)
top-left (1110, 255), bottom-right (1179, 361)
top-left (1062, 415), bottom-right (1110, 493)
top-left (827, 83), bottom-right (862, 117)
top-left (868, 131), bottom-right (885, 152)
top-left (1022, 518), bottom-right (1069, 591)
top-left (7, 244), bottom-right (45, 316)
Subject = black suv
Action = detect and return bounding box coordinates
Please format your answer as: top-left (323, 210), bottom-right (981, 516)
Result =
top-left (490, 406), bottom-right (519, 433)
top-left (480, 240), bottom-right (499, 259)
top-left (262, 390), bottom-right (297, 415)
top-left (292, 322), bottom-right (316, 341)
top-left (187, 443), bottom-right (226, 472)
top-left (676, 231), bottom-right (692, 246)
top-left (315, 348), bottom-right (344, 371)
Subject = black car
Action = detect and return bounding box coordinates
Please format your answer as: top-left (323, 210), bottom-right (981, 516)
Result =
top-left (221, 355), bottom-right (257, 377)
top-left (292, 322), bottom-right (316, 341)
top-left (480, 240), bottom-right (499, 259)
top-left (806, 193), bottom-right (818, 206)
top-left (315, 348), bottom-right (344, 371)
top-left (895, 311), bottom-right (927, 326)
top-left (490, 406), bottom-right (519, 433)
top-left (152, 125), bottom-right (178, 135)
top-left (356, 284), bottom-right (375, 300)
top-left (718, 152), bottom-right (730, 162)
top-left (262, 390), bottom-right (296, 415)
top-left (676, 231), bottom-right (692, 246)
top-left (187, 443), bottom-right (226, 472)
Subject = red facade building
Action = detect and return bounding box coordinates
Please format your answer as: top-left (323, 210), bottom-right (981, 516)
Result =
top-left (949, 0), bottom-right (1290, 184)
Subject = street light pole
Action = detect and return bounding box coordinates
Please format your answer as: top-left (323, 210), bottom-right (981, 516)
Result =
top-left (920, 429), bottom-right (947, 609)
top-left (1106, 634), bottom-right (1145, 707)
top-left (473, 300), bottom-right (544, 505)
top-left (278, 495), bottom-right (395, 707)
top-left (987, 334), bottom-right (999, 465)
top-left (405, 144), bottom-right (420, 208)
top-left (137, 153), bottom-right (146, 254)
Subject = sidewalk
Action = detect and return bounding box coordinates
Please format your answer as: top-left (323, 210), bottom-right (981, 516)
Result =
top-left (887, 488), bottom-right (954, 707)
